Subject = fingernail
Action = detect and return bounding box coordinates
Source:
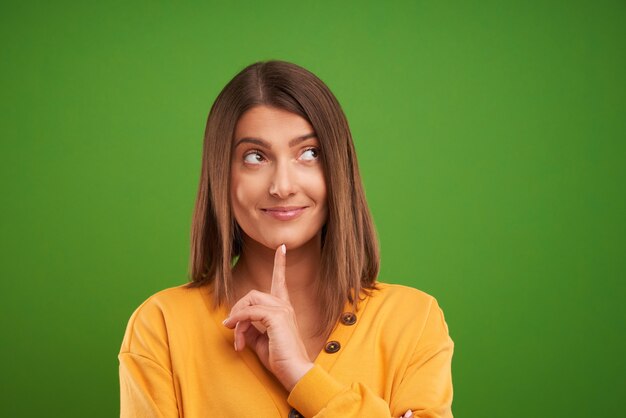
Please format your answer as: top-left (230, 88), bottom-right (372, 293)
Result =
top-left (222, 318), bottom-right (229, 326)
top-left (406, 411), bottom-right (413, 417)
top-left (281, 244), bottom-right (286, 254)
top-left (233, 340), bottom-right (237, 351)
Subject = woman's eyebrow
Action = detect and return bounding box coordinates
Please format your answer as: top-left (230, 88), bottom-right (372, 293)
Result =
top-left (235, 132), bottom-right (317, 149)
top-left (288, 132), bottom-right (317, 147)
top-left (235, 137), bottom-right (270, 149)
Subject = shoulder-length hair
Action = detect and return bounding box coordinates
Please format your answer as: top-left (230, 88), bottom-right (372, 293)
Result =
top-left (188, 60), bottom-right (379, 336)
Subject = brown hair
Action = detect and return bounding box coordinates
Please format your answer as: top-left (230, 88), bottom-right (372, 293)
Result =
top-left (188, 60), bottom-right (379, 336)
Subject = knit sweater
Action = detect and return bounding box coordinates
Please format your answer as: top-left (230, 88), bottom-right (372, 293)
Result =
top-left (119, 282), bottom-right (454, 417)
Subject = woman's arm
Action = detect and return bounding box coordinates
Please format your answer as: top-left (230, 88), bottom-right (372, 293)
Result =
top-left (286, 298), bottom-right (454, 418)
top-left (118, 298), bottom-right (180, 417)
top-left (119, 352), bottom-right (179, 417)
top-left (223, 246), bottom-right (454, 417)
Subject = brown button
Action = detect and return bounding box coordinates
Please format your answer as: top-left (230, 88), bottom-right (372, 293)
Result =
top-left (288, 408), bottom-right (303, 418)
top-left (341, 312), bottom-right (357, 325)
top-left (325, 340), bottom-right (341, 353)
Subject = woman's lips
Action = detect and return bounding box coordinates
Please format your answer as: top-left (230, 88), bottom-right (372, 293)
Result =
top-left (261, 206), bottom-right (307, 221)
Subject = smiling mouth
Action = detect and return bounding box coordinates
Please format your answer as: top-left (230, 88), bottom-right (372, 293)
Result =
top-left (261, 206), bottom-right (308, 221)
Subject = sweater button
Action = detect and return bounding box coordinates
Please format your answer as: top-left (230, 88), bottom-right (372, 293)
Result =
top-left (340, 312), bottom-right (357, 325)
top-left (288, 408), bottom-right (303, 418)
top-left (324, 340), bottom-right (341, 353)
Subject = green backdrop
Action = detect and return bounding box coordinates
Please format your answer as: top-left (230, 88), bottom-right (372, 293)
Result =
top-left (1, 1), bottom-right (624, 417)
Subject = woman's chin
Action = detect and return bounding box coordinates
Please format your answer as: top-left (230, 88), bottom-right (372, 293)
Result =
top-left (259, 234), bottom-right (320, 253)
top-left (263, 238), bottom-right (300, 252)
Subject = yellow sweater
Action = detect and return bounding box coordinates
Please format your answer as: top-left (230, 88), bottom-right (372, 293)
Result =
top-left (119, 282), bottom-right (454, 417)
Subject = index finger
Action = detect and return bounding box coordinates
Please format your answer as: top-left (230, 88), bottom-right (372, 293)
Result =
top-left (270, 244), bottom-right (289, 302)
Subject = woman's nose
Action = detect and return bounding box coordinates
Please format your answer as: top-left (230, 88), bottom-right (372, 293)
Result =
top-left (268, 160), bottom-right (296, 199)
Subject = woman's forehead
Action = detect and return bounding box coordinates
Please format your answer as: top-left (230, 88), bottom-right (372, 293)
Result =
top-left (233, 106), bottom-right (316, 146)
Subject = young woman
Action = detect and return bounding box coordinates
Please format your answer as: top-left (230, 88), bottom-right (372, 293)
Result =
top-left (119, 60), bottom-right (454, 417)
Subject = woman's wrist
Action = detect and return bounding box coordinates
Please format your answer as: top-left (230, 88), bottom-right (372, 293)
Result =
top-left (284, 362), bottom-right (314, 392)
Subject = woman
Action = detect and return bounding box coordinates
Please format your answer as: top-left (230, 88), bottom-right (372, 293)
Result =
top-left (119, 60), bottom-right (454, 417)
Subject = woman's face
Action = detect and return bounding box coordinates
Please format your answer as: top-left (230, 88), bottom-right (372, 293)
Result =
top-left (230, 105), bottom-right (328, 252)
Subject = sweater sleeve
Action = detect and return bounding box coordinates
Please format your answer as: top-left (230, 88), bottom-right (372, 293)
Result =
top-left (118, 299), bottom-right (180, 418)
top-left (287, 299), bottom-right (454, 418)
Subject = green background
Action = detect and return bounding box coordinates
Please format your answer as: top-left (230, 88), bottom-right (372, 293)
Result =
top-left (1, 1), bottom-right (624, 417)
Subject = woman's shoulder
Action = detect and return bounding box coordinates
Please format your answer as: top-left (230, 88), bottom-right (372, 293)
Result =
top-left (127, 284), bottom-right (210, 319)
top-left (362, 281), bottom-right (449, 328)
top-left (362, 281), bottom-right (453, 344)
top-left (368, 281), bottom-right (440, 308)
top-left (119, 283), bottom-right (218, 356)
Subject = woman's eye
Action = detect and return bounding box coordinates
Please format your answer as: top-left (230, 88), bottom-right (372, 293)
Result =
top-left (300, 148), bottom-right (319, 161)
top-left (243, 151), bottom-right (265, 165)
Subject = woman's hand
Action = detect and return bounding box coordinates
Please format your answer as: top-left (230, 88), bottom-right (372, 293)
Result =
top-left (222, 244), bottom-right (314, 391)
